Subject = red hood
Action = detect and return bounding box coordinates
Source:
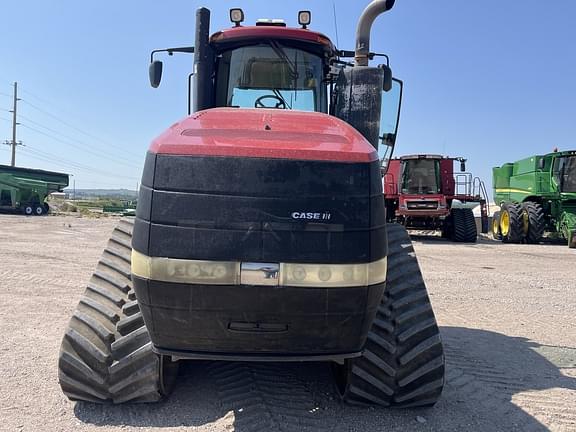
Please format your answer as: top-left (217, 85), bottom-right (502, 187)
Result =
top-left (149, 108), bottom-right (378, 163)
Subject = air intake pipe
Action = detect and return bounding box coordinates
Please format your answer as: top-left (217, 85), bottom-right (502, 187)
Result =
top-left (193, 7), bottom-right (215, 112)
top-left (355, 0), bottom-right (395, 66)
top-left (334, 0), bottom-right (395, 150)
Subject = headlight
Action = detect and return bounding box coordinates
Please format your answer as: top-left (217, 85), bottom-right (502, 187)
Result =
top-left (280, 258), bottom-right (387, 287)
top-left (132, 250), bottom-right (239, 285)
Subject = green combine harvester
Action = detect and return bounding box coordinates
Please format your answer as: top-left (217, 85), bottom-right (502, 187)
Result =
top-left (0, 164), bottom-right (69, 215)
top-left (492, 150), bottom-right (576, 248)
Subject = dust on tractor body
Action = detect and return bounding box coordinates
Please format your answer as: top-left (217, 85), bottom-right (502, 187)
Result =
top-left (58, 1), bottom-right (445, 407)
top-left (492, 150), bottom-right (576, 247)
top-left (383, 155), bottom-right (489, 242)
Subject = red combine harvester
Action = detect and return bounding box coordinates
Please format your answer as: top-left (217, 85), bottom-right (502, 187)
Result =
top-left (383, 155), bottom-right (489, 242)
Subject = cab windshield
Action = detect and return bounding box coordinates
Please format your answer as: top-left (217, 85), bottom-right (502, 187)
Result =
top-left (401, 159), bottom-right (441, 194)
top-left (215, 43), bottom-right (326, 112)
top-left (554, 156), bottom-right (576, 192)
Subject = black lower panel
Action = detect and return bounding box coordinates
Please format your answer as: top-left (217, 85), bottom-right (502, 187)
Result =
top-left (133, 276), bottom-right (385, 356)
top-left (139, 220), bottom-right (383, 263)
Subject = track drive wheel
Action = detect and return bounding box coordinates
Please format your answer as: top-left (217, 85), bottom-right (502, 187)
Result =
top-left (499, 202), bottom-right (524, 243)
top-left (491, 211), bottom-right (502, 240)
top-left (521, 202), bottom-right (545, 244)
top-left (451, 208), bottom-right (477, 243)
top-left (58, 218), bottom-right (179, 403)
top-left (335, 223), bottom-right (445, 407)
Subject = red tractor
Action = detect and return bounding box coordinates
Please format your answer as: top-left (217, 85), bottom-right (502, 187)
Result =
top-left (383, 155), bottom-right (489, 242)
top-left (58, 1), bottom-right (445, 408)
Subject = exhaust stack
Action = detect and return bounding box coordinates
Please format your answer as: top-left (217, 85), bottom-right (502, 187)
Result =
top-left (355, 0), bottom-right (395, 66)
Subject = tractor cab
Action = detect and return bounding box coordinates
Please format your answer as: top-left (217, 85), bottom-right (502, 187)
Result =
top-left (149, 8), bottom-right (403, 165)
top-left (210, 24), bottom-right (334, 113)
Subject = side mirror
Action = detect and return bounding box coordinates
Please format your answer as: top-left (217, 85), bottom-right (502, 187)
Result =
top-left (377, 78), bottom-right (403, 172)
top-left (379, 64), bottom-right (393, 92)
top-left (149, 61), bottom-right (163, 88)
top-left (460, 161), bottom-right (466, 172)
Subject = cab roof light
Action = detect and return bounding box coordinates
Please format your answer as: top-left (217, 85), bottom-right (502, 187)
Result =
top-left (255, 18), bottom-right (286, 27)
top-left (298, 10), bottom-right (311, 29)
top-left (230, 8), bottom-right (244, 27)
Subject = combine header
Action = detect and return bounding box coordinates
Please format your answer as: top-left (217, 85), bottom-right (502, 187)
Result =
top-left (383, 155), bottom-right (489, 242)
top-left (58, 1), bottom-right (446, 408)
top-left (492, 150), bottom-right (576, 247)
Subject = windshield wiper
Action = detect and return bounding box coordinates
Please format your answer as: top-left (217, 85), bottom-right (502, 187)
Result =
top-left (268, 40), bottom-right (298, 80)
top-left (272, 88), bottom-right (291, 109)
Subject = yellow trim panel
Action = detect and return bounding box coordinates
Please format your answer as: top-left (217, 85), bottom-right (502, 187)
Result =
top-left (131, 250), bottom-right (387, 288)
top-left (495, 188), bottom-right (531, 194)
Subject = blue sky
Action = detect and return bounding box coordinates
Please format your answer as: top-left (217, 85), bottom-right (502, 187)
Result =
top-left (1, 1), bottom-right (575, 193)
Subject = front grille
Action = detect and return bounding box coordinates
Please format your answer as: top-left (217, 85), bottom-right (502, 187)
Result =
top-left (406, 200), bottom-right (439, 210)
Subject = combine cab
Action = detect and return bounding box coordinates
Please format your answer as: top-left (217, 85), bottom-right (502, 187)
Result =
top-left (58, 1), bottom-right (445, 408)
top-left (384, 155), bottom-right (489, 242)
top-left (492, 150), bottom-right (576, 247)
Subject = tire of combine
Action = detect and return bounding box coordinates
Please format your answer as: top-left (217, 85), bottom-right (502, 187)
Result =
top-left (521, 202), bottom-right (545, 244)
top-left (23, 205), bottom-right (34, 216)
top-left (58, 218), bottom-right (178, 403)
top-left (500, 202), bottom-right (524, 243)
top-left (491, 211), bottom-right (502, 240)
top-left (440, 214), bottom-right (453, 239)
top-left (451, 208), bottom-right (477, 243)
top-left (335, 223), bottom-right (445, 407)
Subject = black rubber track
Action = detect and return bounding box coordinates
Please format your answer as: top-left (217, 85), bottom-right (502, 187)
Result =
top-left (522, 202), bottom-right (545, 244)
top-left (500, 202), bottom-right (524, 243)
top-left (58, 218), bottom-right (175, 403)
top-left (337, 223), bottom-right (445, 407)
top-left (451, 208), bottom-right (477, 243)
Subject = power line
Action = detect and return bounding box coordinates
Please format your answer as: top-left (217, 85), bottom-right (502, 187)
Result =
top-left (332, 2), bottom-right (341, 48)
top-left (19, 97), bottom-right (139, 160)
top-left (24, 146), bottom-right (138, 180)
top-left (19, 145), bottom-right (139, 180)
top-left (19, 88), bottom-right (54, 106)
top-left (17, 114), bottom-right (142, 167)
top-left (19, 122), bottom-right (142, 169)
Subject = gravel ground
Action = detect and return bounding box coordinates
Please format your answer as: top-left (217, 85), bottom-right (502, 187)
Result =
top-left (0, 214), bottom-right (575, 432)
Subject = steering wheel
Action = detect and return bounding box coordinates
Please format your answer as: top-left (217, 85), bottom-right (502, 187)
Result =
top-left (254, 95), bottom-right (286, 109)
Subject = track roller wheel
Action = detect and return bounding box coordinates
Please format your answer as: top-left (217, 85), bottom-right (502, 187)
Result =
top-left (521, 202), bottom-right (545, 244)
top-left (451, 208), bottom-right (477, 242)
top-left (499, 202), bottom-right (524, 243)
top-left (335, 223), bottom-right (445, 407)
top-left (491, 211), bottom-right (502, 240)
top-left (58, 218), bottom-right (179, 403)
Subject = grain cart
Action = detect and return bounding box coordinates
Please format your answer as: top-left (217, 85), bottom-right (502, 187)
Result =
top-left (492, 150), bottom-right (576, 247)
top-left (58, 1), bottom-right (445, 407)
top-left (0, 164), bottom-right (69, 215)
top-left (383, 155), bottom-right (489, 242)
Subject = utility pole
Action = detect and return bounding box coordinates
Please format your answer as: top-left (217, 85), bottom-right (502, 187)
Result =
top-left (8, 82), bottom-right (22, 166)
